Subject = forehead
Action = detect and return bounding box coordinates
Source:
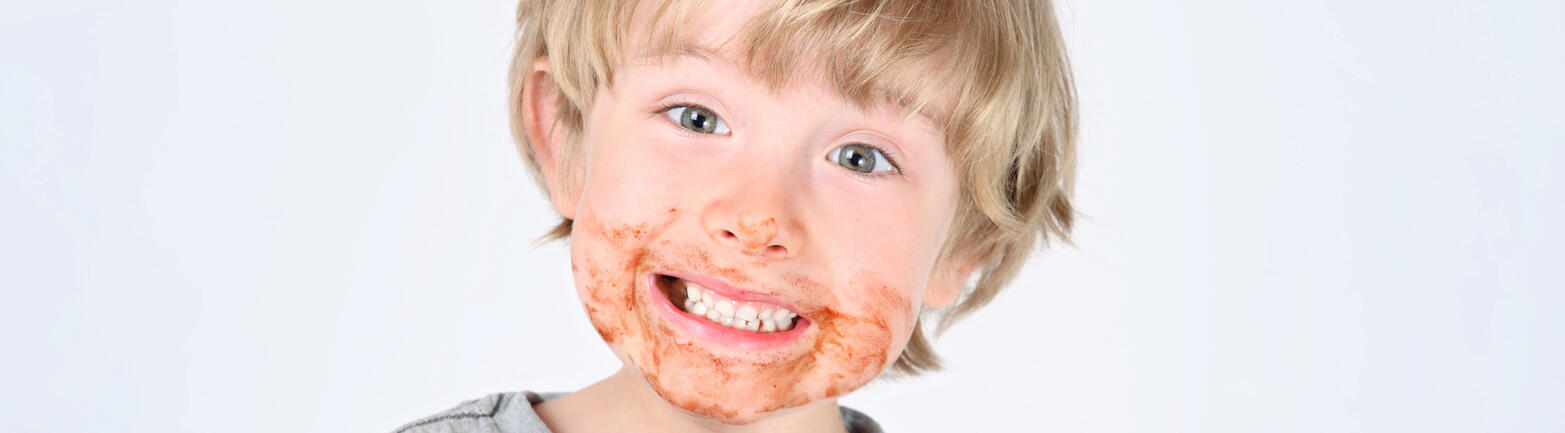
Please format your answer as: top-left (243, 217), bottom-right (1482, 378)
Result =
top-left (615, 0), bottom-right (962, 130)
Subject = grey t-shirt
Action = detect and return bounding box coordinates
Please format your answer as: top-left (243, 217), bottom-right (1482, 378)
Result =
top-left (393, 391), bottom-right (884, 433)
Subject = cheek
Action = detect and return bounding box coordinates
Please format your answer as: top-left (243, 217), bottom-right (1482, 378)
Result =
top-left (568, 207), bottom-right (681, 352)
top-left (571, 223), bottom-right (647, 348)
top-left (805, 277), bottom-right (918, 397)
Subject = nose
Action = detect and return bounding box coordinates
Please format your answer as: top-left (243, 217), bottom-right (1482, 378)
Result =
top-left (707, 209), bottom-right (798, 260)
top-left (700, 137), bottom-right (807, 260)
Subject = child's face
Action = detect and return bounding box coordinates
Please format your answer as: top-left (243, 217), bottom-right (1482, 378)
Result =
top-left (557, 5), bottom-right (962, 425)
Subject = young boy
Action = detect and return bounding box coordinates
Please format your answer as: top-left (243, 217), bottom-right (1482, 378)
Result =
top-left (396, 0), bottom-right (1075, 431)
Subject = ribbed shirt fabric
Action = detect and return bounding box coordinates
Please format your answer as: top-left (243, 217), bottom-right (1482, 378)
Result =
top-left (393, 391), bottom-right (883, 433)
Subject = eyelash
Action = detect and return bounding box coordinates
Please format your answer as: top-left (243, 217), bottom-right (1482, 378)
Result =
top-left (653, 102), bottom-right (723, 138)
top-left (651, 102), bottom-right (906, 177)
top-left (841, 144), bottom-right (905, 178)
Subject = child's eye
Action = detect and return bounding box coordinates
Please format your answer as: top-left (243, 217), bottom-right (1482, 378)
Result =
top-left (662, 105), bottom-right (731, 135)
top-left (827, 144), bottom-right (899, 174)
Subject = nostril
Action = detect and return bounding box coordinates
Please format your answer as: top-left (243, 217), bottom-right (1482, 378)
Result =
top-left (717, 230), bottom-right (739, 242)
top-left (763, 245), bottom-right (788, 258)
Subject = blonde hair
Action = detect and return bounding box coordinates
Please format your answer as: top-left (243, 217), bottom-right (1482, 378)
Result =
top-left (509, 0), bottom-right (1076, 376)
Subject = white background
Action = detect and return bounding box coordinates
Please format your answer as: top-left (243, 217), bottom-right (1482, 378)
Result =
top-left (3, 0), bottom-right (1561, 432)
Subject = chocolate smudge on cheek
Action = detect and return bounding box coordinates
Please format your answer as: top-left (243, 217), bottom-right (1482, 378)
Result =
top-left (792, 275), bottom-right (906, 400)
top-left (576, 212), bottom-right (675, 351)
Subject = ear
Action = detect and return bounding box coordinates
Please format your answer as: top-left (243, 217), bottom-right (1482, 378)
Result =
top-left (520, 56), bottom-right (578, 219)
top-left (924, 253), bottom-right (980, 309)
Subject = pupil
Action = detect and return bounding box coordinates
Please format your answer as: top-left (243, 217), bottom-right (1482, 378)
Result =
top-left (682, 107), bottom-right (713, 133)
top-left (841, 145), bottom-right (875, 173)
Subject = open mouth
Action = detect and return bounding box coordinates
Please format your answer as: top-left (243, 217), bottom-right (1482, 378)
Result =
top-left (655, 274), bottom-right (800, 333)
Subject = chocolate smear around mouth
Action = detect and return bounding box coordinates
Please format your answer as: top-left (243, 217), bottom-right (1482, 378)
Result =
top-left (575, 215), bottom-right (905, 423)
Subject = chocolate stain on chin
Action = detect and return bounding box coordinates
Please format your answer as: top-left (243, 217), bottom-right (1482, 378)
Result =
top-left (575, 212), bottom-right (909, 424)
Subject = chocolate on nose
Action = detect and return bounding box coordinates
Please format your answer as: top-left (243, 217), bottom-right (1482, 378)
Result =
top-left (734, 212), bottom-right (778, 251)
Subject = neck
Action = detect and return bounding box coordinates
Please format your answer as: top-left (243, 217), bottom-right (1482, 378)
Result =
top-left (534, 366), bottom-right (850, 433)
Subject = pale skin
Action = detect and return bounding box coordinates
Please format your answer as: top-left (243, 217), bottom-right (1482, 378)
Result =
top-left (524, 6), bottom-right (976, 433)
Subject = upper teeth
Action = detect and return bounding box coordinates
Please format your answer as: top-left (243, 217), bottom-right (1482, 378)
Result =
top-left (680, 280), bottom-right (798, 333)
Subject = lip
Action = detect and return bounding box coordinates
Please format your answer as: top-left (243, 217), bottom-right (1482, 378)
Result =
top-left (644, 272), bottom-right (811, 351)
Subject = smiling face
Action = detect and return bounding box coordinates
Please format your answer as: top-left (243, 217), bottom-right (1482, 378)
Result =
top-left (530, 5), bottom-right (967, 425)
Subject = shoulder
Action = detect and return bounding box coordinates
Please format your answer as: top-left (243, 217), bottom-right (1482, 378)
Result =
top-left (839, 405), bottom-right (885, 433)
top-left (391, 392), bottom-right (551, 433)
